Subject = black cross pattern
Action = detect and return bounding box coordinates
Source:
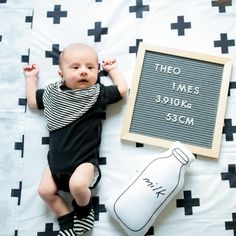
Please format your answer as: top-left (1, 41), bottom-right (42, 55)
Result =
top-left (25, 11), bottom-right (34, 28)
top-left (11, 181), bottom-right (22, 205)
top-left (92, 196), bottom-right (106, 221)
top-left (95, 0), bottom-right (102, 2)
top-left (129, 39), bottom-right (143, 55)
top-left (221, 164), bottom-right (236, 188)
top-left (0, 35), bottom-right (2, 42)
top-left (98, 156), bottom-right (106, 165)
top-left (37, 223), bottom-right (58, 236)
top-left (42, 137), bottom-right (49, 145)
top-left (94, 68), bottom-right (107, 120)
top-left (18, 98), bottom-right (27, 113)
top-left (145, 226), bottom-right (154, 235)
top-left (171, 16), bottom-right (191, 36)
top-left (21, 49), bottom-right (30, 63)
top-left (228, 81), bottom-right (236, 96)
top-left (45, 44), bottom-right (61, 65)
top-left (0, 0), bottom-right (7, 3)
top-left (88, 22), bottom-right (108, 42)
top-left (25, 15), bottom-right (33, 23)
top-left (14, 135), bottom-right (24, 158)
top-left (14, 230), bottom-right (18, 236)
top-left (214, 33), bottom-right (235, 54)
top-left (136, 142), bottom-right (144, 147)
top-left (98, 62), bottom-right (108, 77)
top-left (212, 0), bottom-right (232, 13)
top-left (176, 190), bottom-right (200, 215)
top-left (129, 0), bottom-right (150, 18)
top-left (223, 119), bottom-right (236, 141)
top-left (225, 213), bottom-right (236, 235)
top-left (98, 70), bottom-right (107, 83)
top-left (47, 5), bottom-right (67, 24)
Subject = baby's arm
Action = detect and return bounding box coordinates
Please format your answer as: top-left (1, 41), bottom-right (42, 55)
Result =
top-left (23, 64), bottom-right (39, 109)
top-left (102, 59), bottom-right (128, 98)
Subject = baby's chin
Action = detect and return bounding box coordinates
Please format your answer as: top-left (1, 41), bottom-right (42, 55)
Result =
top-left (76, 85), bottom-right (91, 89)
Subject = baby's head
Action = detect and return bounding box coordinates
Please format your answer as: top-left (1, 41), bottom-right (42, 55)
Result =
top-left (58, 43), bottom-right (99, 89)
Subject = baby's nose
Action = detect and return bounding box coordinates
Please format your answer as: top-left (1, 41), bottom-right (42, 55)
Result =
top-left (79, 66), bottom-right (87, 75)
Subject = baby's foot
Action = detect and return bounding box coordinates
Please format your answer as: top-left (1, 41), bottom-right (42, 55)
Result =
top-left (73, 208), bottom-right (95, 235)
top-left (58, 228), bottom-right (77, 236)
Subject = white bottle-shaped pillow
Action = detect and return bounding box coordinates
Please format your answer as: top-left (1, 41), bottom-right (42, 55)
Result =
top-left (106, 142), bottom-right (195, 236)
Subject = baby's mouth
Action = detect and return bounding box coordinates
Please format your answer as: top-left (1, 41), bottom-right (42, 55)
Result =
top-left (78, 79), bottom-right (88, 83)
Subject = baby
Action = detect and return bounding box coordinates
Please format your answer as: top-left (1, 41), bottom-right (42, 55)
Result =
top-left (23, 43), bottom-right (128, 236)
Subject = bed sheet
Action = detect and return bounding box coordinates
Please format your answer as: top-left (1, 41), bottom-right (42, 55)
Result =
top-left (0, 0), bottom-right (236, 235)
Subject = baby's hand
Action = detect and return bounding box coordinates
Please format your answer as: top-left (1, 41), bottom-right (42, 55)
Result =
top-left (23, 64), bottom-right (39, 78)
top-left (102, 58), bottom-right (117, 72)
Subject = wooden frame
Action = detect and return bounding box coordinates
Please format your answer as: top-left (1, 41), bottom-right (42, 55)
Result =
top-left (121, 43), bottom-right (232, 158)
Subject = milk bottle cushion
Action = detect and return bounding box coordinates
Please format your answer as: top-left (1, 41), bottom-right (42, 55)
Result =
top-left (106, 142), bottom-right (195, 236)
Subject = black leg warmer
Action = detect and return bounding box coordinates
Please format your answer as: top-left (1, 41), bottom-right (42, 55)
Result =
top-left (58, 212), bottom-right (74, 230)
top-left (72, 198), bottom-right (92, 219)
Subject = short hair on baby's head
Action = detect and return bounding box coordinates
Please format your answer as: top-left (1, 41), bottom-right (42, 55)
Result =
top-left (58, 43), bottom-right (98, 69)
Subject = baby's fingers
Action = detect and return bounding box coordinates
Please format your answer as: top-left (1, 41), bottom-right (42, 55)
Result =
top-left (103, 58), bottom-right (116, 66)
top-left (23, 64), bottom-right (37, 72)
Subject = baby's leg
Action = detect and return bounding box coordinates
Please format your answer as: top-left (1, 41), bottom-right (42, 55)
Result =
top-left (69, 163), bottom-right (95, 234)
top-left (38, 165), bottom-right (70, 216)
top-left (69, 163), bottom-right (94, 207)
top-left (38, 166), bottom-right (77, 235)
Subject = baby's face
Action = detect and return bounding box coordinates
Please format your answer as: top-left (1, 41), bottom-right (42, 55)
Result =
top-left (59, 46), bottom-right (99, 89)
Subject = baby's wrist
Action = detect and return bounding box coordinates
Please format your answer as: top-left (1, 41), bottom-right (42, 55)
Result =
top-left (25, 75), bottom-right (38, 80)
top-left (107, 67), bottom-right (118, 74)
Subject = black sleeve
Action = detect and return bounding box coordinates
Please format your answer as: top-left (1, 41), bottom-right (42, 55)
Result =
top-left (101, 84), bottom-right (122, 105)
top-left (36, 89), bottom-right (45, 110)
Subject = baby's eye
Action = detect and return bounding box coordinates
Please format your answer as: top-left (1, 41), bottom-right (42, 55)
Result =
top-left (73, 66), bottom-right (79, 69)
top-left (88, 66), bottom-right (94, 69)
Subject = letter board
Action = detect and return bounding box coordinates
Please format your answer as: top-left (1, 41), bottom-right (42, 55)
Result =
top-left (121, 43), bottom-right (232, 158)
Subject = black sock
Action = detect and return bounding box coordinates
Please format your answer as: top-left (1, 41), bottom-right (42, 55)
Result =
top-left (58, 212), bottom-right (74, 230)
top-left (72, 199), bottom-right (92, 219)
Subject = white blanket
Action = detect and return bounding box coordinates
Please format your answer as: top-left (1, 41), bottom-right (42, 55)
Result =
top-left (0, 1), bottom-right (235, 235)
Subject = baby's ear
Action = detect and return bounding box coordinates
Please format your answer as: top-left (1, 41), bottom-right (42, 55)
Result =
top-left (58, 71), bottom-right (63, 78)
